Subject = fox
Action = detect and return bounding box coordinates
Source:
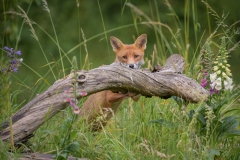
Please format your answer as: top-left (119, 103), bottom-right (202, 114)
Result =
top-left (79, 34), bottom-right (147, 131)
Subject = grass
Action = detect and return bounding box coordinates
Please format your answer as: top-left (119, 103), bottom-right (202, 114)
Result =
top-left (1, 0), bottom-right (240, 159)
top-left (29, 97), bottom-right (189, 159)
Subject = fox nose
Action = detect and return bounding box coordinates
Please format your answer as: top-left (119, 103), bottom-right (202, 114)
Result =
top-left (129, 64), bottom-right (134, 69)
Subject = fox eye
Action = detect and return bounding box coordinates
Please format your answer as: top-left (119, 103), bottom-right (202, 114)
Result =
top-left (134, 55), bottom-right (139, 58)
top-left (122, 56), bottom-right (127, 59)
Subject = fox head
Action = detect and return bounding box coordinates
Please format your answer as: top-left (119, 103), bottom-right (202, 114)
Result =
top-left (110, 34), bottom-right (147, 69)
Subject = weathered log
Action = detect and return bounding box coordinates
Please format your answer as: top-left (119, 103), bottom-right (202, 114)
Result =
top-left (0, 54), bottom-right (209, 144)
top-left (18, 153), bottom-right (88, 160)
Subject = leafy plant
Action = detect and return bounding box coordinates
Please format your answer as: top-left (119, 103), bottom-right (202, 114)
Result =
top-left (190, 29), bottom-right (240, 159)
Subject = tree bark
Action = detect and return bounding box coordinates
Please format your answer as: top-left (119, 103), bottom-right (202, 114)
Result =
top-left (18, 153), bottom-right (88, 160)
top-left (0, 54), bottom-right (209, 144)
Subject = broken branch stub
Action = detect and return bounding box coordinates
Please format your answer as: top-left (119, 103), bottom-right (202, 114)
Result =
top-left (0, 54), bottom-right (209, 144)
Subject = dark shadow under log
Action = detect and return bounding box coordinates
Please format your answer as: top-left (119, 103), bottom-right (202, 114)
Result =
top-left (0, 54), bottom-right (209, 144)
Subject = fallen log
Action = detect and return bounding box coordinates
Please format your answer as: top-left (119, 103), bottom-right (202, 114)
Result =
top-left (18, 153), bottom-right (88, 160)
top-left (0, 54), bottom-right (209, 144)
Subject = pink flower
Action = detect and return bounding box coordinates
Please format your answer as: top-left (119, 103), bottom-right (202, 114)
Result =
top-left (65, 89), bottom-right (72, 93)
top-left (69, 100), bottom-right (80, 114)
top-left (210, 87), bottom-right (215, 94)
top-left (210, 87), bottom-right (219, 95)
top-left (70, 100), bottom-right (75, 107)
top-left (79, 92), bottom-right (87, 97)
top-left (73, 106), bottom-right (80, 114)
top-left (69, 99), bottom-right (78, 107)
top-left (64, 97), bottom-right (71, 102)
top-left (201, 81), bottom-right (207, 87)
top-left (201, 78), bottom-right (207, 83)
top-left (201, 78), bottom-right (207, 88)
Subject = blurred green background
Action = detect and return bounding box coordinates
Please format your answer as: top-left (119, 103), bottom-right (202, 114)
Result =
top-left (1, 0), bottom-right (240, 104)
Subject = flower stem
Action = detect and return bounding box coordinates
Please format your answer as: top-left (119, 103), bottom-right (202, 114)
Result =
top-left (7, 94), bottom-right (14, 150)
top-left (9, 116), bottom-right (14, 150)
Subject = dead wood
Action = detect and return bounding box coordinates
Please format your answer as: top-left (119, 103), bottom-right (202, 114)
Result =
top-left (0, 54), bottom-right (209, 144)
top-left (18, 153), bottom-right (88, 160)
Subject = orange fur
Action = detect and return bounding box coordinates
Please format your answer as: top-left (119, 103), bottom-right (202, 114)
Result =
top-left (79, 34), bottom-right (147, 131)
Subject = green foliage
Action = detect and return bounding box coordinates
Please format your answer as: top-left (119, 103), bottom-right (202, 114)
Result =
top-left (0, 72), bottom-right (10, 118)
top-left (1, 0), bottom-right (240, 159)
top-left (189, 26), bottom-right (240, 159)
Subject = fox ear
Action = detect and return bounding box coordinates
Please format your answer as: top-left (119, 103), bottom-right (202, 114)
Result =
top-left (134, 34), bottom-right (147, 49)
top-left (110, 36), bottom-right (124, 52)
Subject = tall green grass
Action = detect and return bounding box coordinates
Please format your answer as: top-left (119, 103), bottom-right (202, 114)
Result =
top-left (1, 0), bottom-right (240, 159)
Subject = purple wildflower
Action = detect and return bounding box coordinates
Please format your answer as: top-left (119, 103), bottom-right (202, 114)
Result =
top-left (69, 100), bottom-right (75, 107)
top-left (3, 46), bottom-right (11, 51)
top-left (210, 87), bottom-right (218, 95)
top-left (15, 50), bottom-right (21, 55)
top-left (4, 47), bottom-right (14, 55)
top-left (12, 67), bottom-right (18, 72)
top-left (7, 52), bottom-right (13, 57)
top-left (2, 46), bottom-right (23, 74)
top-left (10, 60), bottom-right (18, 64)
top-left (3, 46), bottom-right (9, 50)
top-left (210, 87), bottom-right (219, 95)
top-left (210, 87), bottom-right (215, 94)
